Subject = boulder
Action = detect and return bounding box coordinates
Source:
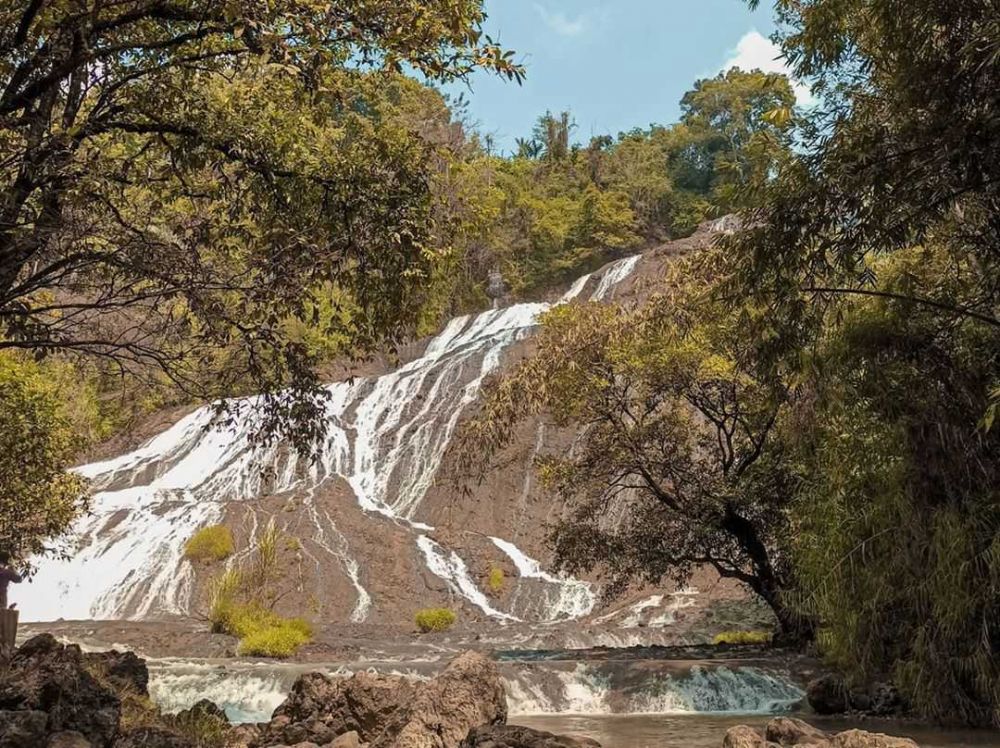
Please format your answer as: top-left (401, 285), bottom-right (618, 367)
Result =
top-left (175, 698), bottom-right (229, 724)
top-left (256, 651), bottom-right (505, 748)
top-left (0, 709), bottom-right (49, 748)
top-left (329, 731), bottom-right (361, 748)
top-left (48, 731), bottom-right (94, 748)
top-left (807, 674), bottom-right (849, 715)
top-left (83, 651), bottom-right (149, 697)
top-left (723, 721), bottom-right (920, 748)
top-left (461, 724), bottom-right (601, 748)
top-left (372, 651), bottom-right (507, 748)
top-left (0, 635), bottom-right (121, 747)
top-left (255, 670), bottom-right (416, 747)
top-left (831, 730), bottom-right (919, 748)
top-left (722, 726), bottom-right (780, 748)
top-left (764, 717), bottom-right (829, 746)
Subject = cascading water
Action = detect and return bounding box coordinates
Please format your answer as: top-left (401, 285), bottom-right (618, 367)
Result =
top-left (23, 256), bottom-right (639, 624)
top-left (145, 658), bottom-right (804, 724)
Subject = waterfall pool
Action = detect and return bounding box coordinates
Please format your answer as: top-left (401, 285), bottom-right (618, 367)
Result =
top-left (514, 715), bottom-right (1000, 748)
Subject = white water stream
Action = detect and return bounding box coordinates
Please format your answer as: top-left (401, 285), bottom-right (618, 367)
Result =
top-left (146, 659), bottom-right (804, 724)
top-left (24, 257), bottom-right (640, 623)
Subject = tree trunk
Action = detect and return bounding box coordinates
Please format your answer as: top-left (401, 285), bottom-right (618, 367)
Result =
top-left (0, 608), bottom-right (18, 654)
top-left (720, 508), bottom-right (816, 645)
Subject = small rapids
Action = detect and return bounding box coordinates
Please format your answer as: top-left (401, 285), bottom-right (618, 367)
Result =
top-left (147, 658), bottom-right (804, 724)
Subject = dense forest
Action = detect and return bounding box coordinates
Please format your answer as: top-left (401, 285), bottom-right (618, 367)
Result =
top-left (0, 0), bottom-right (997, 730)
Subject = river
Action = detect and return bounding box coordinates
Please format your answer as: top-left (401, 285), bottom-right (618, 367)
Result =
top-left (515, 715), bottom-right (1000, 748)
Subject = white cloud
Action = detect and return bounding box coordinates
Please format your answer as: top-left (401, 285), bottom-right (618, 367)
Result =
top-left (534, 4), bottom-right (588, 37)
top-left (721, 30), bottom-right (816, 107)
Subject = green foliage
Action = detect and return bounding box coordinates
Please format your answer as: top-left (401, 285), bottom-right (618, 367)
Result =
top-left (0, 354), bottom-right (90, 576)
top-left (783, 247), bottom-right (1000, 727)
top-left (487, 567), bottom-right (506, 595)
top-left (184, 526), bottom-right (234, 564)
top-left (206, 520), bottom-right (312, 658)
top-left (728, 0), bottom-right (1000, 726)
top-left (713, 630), bottom-right (772, 646)
top-left (458, 257), bottom-right (808, 637)
top-left (415, 608), bottom-right (457, 633)
top-left (0, 1), bottom-right (522, 448)
top-left (236, 616), bottom-right (313, 659)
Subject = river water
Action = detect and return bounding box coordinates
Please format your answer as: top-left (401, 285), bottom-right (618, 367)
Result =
top-left (142, 652), bottom-right (1000, 748)
top-left (514, 714), bottom-right (1000, 748)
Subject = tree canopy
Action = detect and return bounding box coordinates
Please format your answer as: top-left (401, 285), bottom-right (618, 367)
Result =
top-left (0, 353), bottom-right (88, 576)
top-left (0, 0), bottom-right (522, 444)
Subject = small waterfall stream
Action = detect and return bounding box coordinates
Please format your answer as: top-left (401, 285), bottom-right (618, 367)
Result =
top-left (146, 657), bottom-right (804, 724)
top-left (24, 256), bottom-right (640, 624)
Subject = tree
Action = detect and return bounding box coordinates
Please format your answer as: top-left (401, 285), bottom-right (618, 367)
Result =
top-left (722, 0), bottom-right (1000, 725)
top-left (457, 260), bottom-right (812, 639)
top-left (735, 0), bottom-right (1000, 334)
top-left (678, 68), bottom-right (795, 210)
top-left (785, 245), bottom-right (1000, 726)
top-left (533, 111), bottom-right (575, 162)
top-left (0, 1), bottom-right (523, 445)
top-left (0, 354), bottom-right (88, 577)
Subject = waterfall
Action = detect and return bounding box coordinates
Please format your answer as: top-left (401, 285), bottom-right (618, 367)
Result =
top-left (23, 256), bottom-right (641, 624)
top-left (146, 658), bottom-right (804, 724)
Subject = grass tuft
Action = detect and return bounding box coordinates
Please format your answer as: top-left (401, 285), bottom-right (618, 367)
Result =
top-left (415, 607), bottom-right (457, 633)
top-left (184, 525), bottom-right (234, 563)
top-left (237, 617), bottom-right (313, 658)
top-left (712, 629), bottom-right (772, 646)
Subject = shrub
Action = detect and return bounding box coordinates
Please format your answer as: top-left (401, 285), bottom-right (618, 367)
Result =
top-left (184, 525), bottom-right (234, 563)
top-left (713, 630), bottom-right (772, 646)
top-left (415, 608), bottom-right (457, 633)
top-left (237, 618), bottom-right (313, 658)
top-left (487, 567), bottom-right (505, 595)
top-left (203, 520), bottom-right (312, 658)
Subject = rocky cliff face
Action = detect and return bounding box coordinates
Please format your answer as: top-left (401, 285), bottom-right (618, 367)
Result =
top-left (22, 224), bottom-right (737, 630)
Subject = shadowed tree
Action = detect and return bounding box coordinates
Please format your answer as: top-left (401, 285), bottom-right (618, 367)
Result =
top-left (0, 1), bottom-right (523, 445)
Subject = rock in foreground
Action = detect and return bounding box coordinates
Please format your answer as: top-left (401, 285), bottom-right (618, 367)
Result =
top-left (461, 725), bottom-right (601, 748)
top-left (724, 717), bottom-right (919, 748)
top-left (251, 650), bottom-right (506, 748)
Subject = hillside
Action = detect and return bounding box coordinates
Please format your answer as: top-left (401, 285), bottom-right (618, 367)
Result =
top-left (22, 221), bottom-right (755, 645)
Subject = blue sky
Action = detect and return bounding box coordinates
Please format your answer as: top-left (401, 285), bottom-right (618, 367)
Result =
top-left (447, 1), bottom-right (802, 152)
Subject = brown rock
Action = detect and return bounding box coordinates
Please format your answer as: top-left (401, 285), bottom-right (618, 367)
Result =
top-left (229, 724), bottom-right (261, 748)
top-left (461, 724), bottom-right (600, 748)
top-left (831, 729), bottom-right (919, 748)
top-left (723, 725), bottom-right (781, 748)
top-left (255, 670), bottom-right (416, 747)
top-left (48, 732), bottom-right (93, 748)
top-left (372, 651), bottom-right (507, 748)
top-left (112, 727), bottom-right (195, 748)
top-left (329, 731), bottom-right (362, 748)
top-left (0, 710), bottom-right (49, 748)
top-left (807, 674), bottom-right (849, 715)
top-left (765, 717), bottom-right (829, 746)
top-left (2, 636), bottom-right (121, 747)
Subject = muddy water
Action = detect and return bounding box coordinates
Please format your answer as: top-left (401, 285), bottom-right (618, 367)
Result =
top-left (514, 714), bottom-right (1000, 748)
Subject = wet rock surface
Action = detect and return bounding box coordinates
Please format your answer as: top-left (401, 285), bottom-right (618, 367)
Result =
top-left (723, 717), bottom-right (920, 748)
top-left (806, 675), bottom-right (905, 719)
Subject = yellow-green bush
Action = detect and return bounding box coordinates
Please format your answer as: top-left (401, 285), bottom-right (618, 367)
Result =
top-left (415, 608), bottom-right (457, 633)
top-left (237, 618), bottom-right (313, 658)
top-left (487, 567), bottom-right (505, 595)
top-left (713, 630), bottom-right (772, 646)
top-left (184, 525), bottom-right (234, 563)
